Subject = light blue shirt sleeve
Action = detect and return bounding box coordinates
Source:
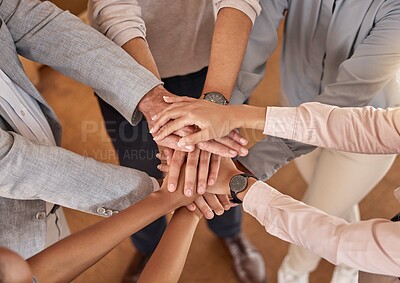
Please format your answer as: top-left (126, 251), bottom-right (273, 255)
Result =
top-left (237, 0), bottom-right (400, 180)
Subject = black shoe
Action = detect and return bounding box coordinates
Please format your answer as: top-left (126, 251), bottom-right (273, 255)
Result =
top-left (222, 234), bottom-right (267, 283)
top-left (122, 252), bottom-right (151, 283)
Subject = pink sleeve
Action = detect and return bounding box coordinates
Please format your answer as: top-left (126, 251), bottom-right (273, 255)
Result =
top-left (243, 181), bottom-right (400, 276)
top-left (263, 102), bottom-right (400, 154)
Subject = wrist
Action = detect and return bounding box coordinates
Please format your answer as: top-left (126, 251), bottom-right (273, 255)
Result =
top-left (242, 105), bottom-right (266, 130)
top-left (138, 85), bottom-right (170, 121)
top-left (236, 177), bottom-right (257, 201)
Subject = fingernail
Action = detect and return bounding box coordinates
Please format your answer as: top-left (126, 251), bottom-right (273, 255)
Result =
top-left (224, 205), bottom-right (231, 210)
top-left (240, 148), bottom-right (248, 156)
top-left (157, 165), bottom-right (161, 170)
top-left (208, 178), bottom-right (215, 186)
top-left (178, 139), bottom-right (187, 147)
top-left (185, 145), bottom-right (195, 151)
top-left (229, 150), bottom-right (237, 157)
top-left (163, 96), bottom-right (170, 101)
top-left (151, 115), bottom-right (157, 121)
top-left (188, 204), bottom-right (196, 211)
top-left (216, 210), bottom-right (224, 216)
top-left (240, 138), bottom-right (248, 145)
top-left (149, 127), bottom-right (154, 133)
top-left (198, 185), bottom-right (205, 194)
top-left (156, 153), bottom-right (161, 159)
top-left (185, 189), bottom-right (192, 197)
top-left (206, 211), bottom-right (214, 219)
top-left (168, 184), bottom-right (175, 192)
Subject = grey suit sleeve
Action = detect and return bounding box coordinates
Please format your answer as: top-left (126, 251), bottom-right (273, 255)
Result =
top-left (0, 0), bottom-right (161, 125)
top-left (238, 0), bottom-right (400, 180)
top-left (0, 129), bottom-right (155, 214)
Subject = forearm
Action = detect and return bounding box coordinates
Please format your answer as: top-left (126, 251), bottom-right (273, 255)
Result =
top-left (264, 103), bottom-right (400, 154)
top-left (28, 190), bottom-right (181, 283)
top-left (122, 37), bottom-right (161, 79)
top-left (0, 130), bottom-right (154, 214)
top-left (241, 181), bottom-right (400, 276)
top-left (202, 7), bottom-right (252, 100)
top-left (232, 105), bottom-right (266, 130)
top-left (2, 0), bottom-right (161, 125)
top-left (138, 208), bottom-right (201, 283)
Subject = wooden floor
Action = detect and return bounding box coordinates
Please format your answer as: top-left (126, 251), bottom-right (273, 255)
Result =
top-left (36, 25), bottom-right (400, 283)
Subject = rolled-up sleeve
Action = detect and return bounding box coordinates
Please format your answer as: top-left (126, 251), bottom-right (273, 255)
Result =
top-left (88, 0), bottom-right (146, 46)
top-left (214, 0), bottom-right (261, 24)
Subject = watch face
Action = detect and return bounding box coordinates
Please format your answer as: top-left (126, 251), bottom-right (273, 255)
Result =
top-left (204, 92), bottom-right (228, 105)
top-left (229, 174), bottom-right (248, 193)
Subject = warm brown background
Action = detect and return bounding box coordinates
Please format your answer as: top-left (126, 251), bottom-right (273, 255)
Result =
top-left (33, 2), bottom-right (400, 283)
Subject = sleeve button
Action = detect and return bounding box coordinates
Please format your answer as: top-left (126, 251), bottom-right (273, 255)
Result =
top-left (97, 207), bottom-right (106, 215)
top-left (35, 211), bottom-right (46, 220)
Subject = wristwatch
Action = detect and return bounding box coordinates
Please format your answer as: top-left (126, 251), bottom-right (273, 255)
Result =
top-left (229, 173), bottom-right (249, 204)
top-left (203, 92), bottom-right (228, 105)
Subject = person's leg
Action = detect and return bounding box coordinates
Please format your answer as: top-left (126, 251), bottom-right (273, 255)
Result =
top-left (279, 149), bottom-right (396, 283)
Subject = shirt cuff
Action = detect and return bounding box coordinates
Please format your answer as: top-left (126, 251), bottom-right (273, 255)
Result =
top-left (150, 177), bottom-right (160, 192)
top-left (264, 107), bottom-right (298, 139)
top-left (243, 181), bottom-right (281, 224)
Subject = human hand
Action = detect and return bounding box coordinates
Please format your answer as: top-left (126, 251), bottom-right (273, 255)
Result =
top-left (206, 158), bottom-right (243, 196)
top-left (140, 86), bottom-right (248, 155)
top-left (151, 96), bottom-right (248, 147)
top-left (158, 151), bottom-right (230, 219)
top-left (187, 193), bottom-right (231, 220)
top-left (157, 148), bottom-right (221, 195)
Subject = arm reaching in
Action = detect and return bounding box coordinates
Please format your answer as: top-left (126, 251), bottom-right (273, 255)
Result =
top-left (209, 159), bottom-right (400, 277)
top-left (138, 208), bottom-right (202, 283)
top-left (27, 176), bottom-right (195, 283)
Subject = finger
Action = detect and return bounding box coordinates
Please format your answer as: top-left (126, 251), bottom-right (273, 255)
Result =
top-left (217, 194), bottom-right (232, 211)
top-left (178, 130), bottom-right (213, 147)
top-left (151, 101), bottom-right (191, 121)
top-left (153, 118), bottom-right (194, 145)
top-left (167, 151), bottom-right (186, 192)
top-left (207, 154), bottom-right (221, 186)
top-left (184, 148), bottom-right (201, 197)
top-left (216, 136), bottom-right (248, 157)
top-left (203, 193), bottom-right (224, 216)
top-left (197, 140), bottom-right (238, 158)
top-left (163, 148), bottom-right (173, 166)
top-left (150, 108), bottom-right (188, 134)
top-left (157, 163), bottom-right (169, 173)
top-left (194, 196), bottom-right (214, 219)
top-left (197, 150), bottom-right (211, 194)
top-left (155, 134), bottom-right (193, 152)
top-left (228, 129), bottom-right (248, 146)
top-left (163, 95), bottom-right (197, 104)
top-left (186, 202), bottom-right (197, 211)
top-left (156, 152), bottom-right (168, 163)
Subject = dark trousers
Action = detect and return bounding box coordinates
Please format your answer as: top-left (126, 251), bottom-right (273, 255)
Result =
top-left (97, 67), bottom-right (242, 254)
